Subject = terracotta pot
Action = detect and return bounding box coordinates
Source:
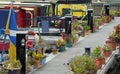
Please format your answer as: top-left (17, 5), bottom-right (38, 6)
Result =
top-left (101, 57), bottom-right (105, 64)
top-left (34, 61), bottom-right (40, 69)
top-left (96, 58), bottom-right (102, 69)
top-left (106, 40), bottom-right (118, 50)
top-left (31, 57), bottom-right (41, 69)
top-left (103, 51), bottom-right (112, 58)
top-left (93, 26), bottom-right (97, 32)
top-left (107, 16), bottom-right (112, 23)
top-left (111, 42), bottom-right (118, 50)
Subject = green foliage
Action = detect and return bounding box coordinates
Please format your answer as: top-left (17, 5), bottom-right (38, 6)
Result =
top-left (110, 9), bottom-right (120, 16)
top-left (84, 25), bottom-right (90, 31)
top-left (70, 55), bottom-right (96, 74)
top-left (104, 44), bottom-right (113, 52)
top-left (94, 18), bottom-right (99, 26)
top-left (71, 35), bottom-right (78, 43)
top-left (101, 16), bottom-right (107, 23)
top-left (55, 20), bottom-right (61, 27)
top-left (3, 60), bottom-right (22, 70)
top-left (110, 9), bottom-right (116, 16)
top-left (93, 46), bottom-right (101, 58)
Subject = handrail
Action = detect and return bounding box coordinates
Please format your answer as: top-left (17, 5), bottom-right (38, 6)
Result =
top-left (97, 49), bottom-right (119, 74)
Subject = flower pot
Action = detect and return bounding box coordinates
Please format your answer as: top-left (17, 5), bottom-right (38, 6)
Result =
top-left (107, 16), bottom-right (112, 23)
top-left (58, 46), bottom-right (66, 52)
top-left (101, 57), bottom-right (105, 64)
top-left (96, 58), bottom-right (102, 69)
top-left (34, 60), bottom-right (40, 69)
top-left (111, 41), bottom-right (118, 50)
top-left (93, 26), bottom-right (98, 32)
top-left (52, 48), bottom-right (58, 54)
top-left (31, 57), bottom-right (41, 69)
top-left (66, 41), bottom-right (72, 48)
top-left (103, 51), bottom-right (112, 58)
top-left (106, 40), bottom-right (118, 50)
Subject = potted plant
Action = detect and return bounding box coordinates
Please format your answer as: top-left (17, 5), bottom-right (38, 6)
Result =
top-left (93, 18), bottom-right (99, 32)
top-left (92, 46), bottom-right (103, 69)
top-left (107, 29), bottom-right (118, 50)
top-left (2, 60), bottom-right (22, 74)
top-left (83, 25), bottom-right (90, 35)
top-left (103, 44), bottom-right (112, 58)
top-left (101, 16), bottom-right (107, 23)
top-left (107, 15), bottom-right (112, 23)
top-left (71, 35), bottom-right (78, 45)
top-left (55, 20), bottom-right (61, 28)
top-left (52, 47), bottom-right (58, 54)
top-left (56, 39), bottom-right (66, 52)
top-left (109, 30), bottom-right (116, 41)
top-left (31, 47), bottom-right (46, 69)
top-left (69, 55), bottom-right (96, 74)
top-left (65, 34), bottom-right (72, 47)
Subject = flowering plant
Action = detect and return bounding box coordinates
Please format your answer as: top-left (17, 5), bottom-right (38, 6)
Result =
top-left (32, 48), bottom-right (45, 61)
top-left (3, 60), bottom-right (22, 70)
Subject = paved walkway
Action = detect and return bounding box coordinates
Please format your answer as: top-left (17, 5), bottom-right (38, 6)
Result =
top-left (32, 17), bottom-right (120, 74)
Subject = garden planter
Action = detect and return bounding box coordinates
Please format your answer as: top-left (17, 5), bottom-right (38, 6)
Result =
top-left (2, 60), bottom-right (22, 74)
top-left (102, 57), bottom-right (105, 64)
top-left (96, 58), bottom-right (102, 69)
top-left (103, 51), bottom-right (112, 58)
top-left (52, 48), bottom-right (58, 54)
top-left (93, 26), bottom-right (99, 32)
top-left (66, 41), bottom-right (72, 47)
top-left (93, 27), bottom-right (97, 32)
top-left (58, 46), bottom-right (66, 52)
top-left (111, 42), bottom-right (118, 50)
top-left (107, 15), bottom-right (112, 23)
top-left (31, 58), bottom-right (41, 69)
top-left (33, 60), bottom-right (41, 69)
top-left (81, 32), bottom-right (85, 37)
top-left (106, 40), bottom-right (118, 50)
top-left (85, 30), bottom-right (91, 35)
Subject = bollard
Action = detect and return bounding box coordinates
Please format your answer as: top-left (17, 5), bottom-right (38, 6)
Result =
top-left (104, 4), bottom-right (110, 16)
top-left (87, 9), bottom-right (93, 33)
top-left (85, 47), bottom-right (91, 55)
top-left (64, 14), bottom-right (72, 35)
